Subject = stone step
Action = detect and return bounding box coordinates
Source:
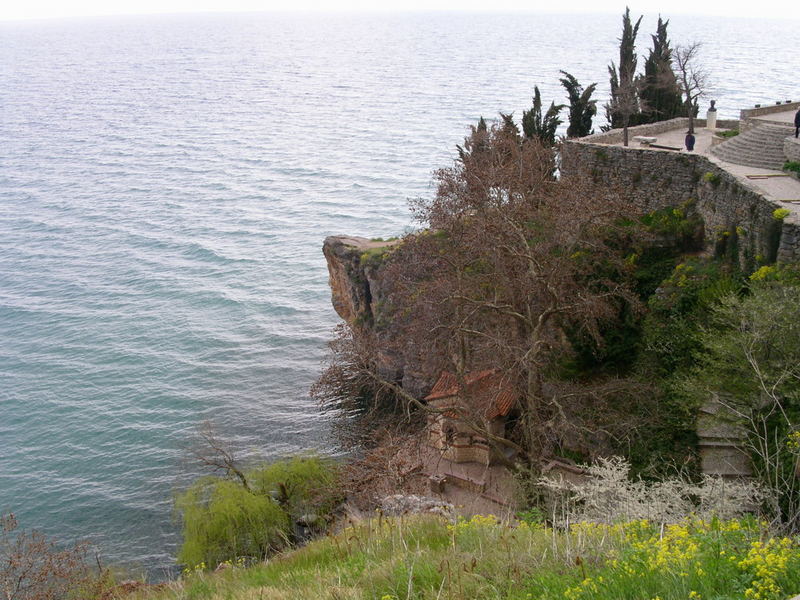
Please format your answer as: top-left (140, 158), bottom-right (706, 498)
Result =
top-left (723, 148), bottom-right (790, 157)
top-left (714, 151), bottom-right (786, 162)
top-left (714, 146), bottom-right (787, 156)
top-left (714, 156), bottom-right (785, 168)
top-left (713, 147), bottom-right (785, 158)
top-left (712, 154), bottom-right (785, 168)
top-left (711, 123), bottom-right (792, 170)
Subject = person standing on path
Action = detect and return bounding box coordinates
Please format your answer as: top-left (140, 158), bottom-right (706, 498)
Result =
top-left (685, 131), bottom-right (696, 151)
top-left (795, 107), bottom-right (800, 138)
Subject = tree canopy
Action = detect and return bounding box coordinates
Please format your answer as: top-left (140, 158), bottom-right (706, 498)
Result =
top-left (322, 122), bottom-right (654, 465)
top-left (637, 17), bottom-right (684, 124)
top-left (559, 71), bottom-right (597, 138)
top-left (605, 7), bottom-right (643, 143)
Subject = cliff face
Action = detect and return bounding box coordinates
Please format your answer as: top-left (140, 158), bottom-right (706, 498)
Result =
top-left (323, 236), bottom-right (435, 398)
top-left (322, 236), bottom-right (380, 326)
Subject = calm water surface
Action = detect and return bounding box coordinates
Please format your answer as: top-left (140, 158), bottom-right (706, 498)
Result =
top-left (0, 11), bottom-right (797, 575)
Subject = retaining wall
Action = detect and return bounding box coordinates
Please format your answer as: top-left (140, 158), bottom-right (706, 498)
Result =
top-left (740, 101), bottom-right (800, 132)
top-left (580, 118), bottom-right (740, 146)
top-left (786, 137), bottom-right (800, 163)
top-left (580, 118), bottom-right (695, 145)
top-left (740, 100), bottom-right (800, 119)
top-left (561, 139), bottom-right (800, 264)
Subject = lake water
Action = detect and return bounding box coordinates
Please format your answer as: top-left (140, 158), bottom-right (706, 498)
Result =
top-left (0, 10), bottom-right (797, 576)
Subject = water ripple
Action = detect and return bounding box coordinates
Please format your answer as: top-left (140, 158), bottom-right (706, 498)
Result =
top-left (0, 10), bottom-right (797, 579)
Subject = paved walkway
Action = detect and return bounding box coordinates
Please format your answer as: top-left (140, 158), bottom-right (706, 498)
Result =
top-left (752, 108), bottom-right (798, 125)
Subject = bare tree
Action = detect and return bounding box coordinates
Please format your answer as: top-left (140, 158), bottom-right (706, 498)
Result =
top-left (188, 421), bottom-right (251, 491)
top-left (0, 514), bottom-right (111, 600)
top-left (319, 123), bottom-right (653, 468)
top-left (673, 42), bottom-right (710, 134)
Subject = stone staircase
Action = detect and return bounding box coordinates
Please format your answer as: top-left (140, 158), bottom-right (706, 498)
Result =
top-left (710, 123), bottom-right (793, 170)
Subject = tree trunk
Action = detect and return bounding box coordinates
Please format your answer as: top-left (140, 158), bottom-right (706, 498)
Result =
top-left (623, 114), bottom-right (630, 146)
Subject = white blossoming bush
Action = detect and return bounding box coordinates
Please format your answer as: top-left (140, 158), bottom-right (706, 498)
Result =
top-left (540, 456), bottom-right (764, 524)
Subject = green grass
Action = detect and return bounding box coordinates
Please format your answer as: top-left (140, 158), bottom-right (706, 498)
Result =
top-left (135, 515), bottom-right (800, 600)
top-left (716, 130), bottom-right (740, 138)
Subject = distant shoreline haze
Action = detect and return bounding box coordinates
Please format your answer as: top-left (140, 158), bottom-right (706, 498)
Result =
top-left (3, 2), bottom-right (800, 22)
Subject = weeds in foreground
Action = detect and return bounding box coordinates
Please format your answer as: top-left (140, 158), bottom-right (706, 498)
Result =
top-left (137, 514), bottom-right (800, 600)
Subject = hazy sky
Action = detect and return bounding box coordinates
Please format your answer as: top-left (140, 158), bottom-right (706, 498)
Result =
top-left (1, 0), bottom-right (796, 21)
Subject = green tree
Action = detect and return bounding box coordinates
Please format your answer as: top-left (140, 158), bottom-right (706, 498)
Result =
top-left (175, 453), bottom-right (342, 569)
top-left (681, 281), bottom-right (800, 529)
top-left (175, 478), bottom-right (291, 569)
top-left (638, 17), bottom-right (684, 124)
top-left (521, 86), bottom-right (564, 146)
top-left (605, 7), bottom-right (643, 144)
top-left (559, 71), bottom-right (597, 138)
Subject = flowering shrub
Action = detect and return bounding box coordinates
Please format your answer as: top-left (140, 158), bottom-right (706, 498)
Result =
top-left (529, 518), bottom-right (800, 600)
top-left (539, 456), bottom-right (763, 524)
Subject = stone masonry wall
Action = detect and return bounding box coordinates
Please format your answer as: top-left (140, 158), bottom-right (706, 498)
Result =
top-left (741, 101), bottom-right (800, 119)
top-left (740, 101), bottom-right (800, 132)
top-left (580, 117), bottom-right (739, 146)
top-left (786, 137), bottom-right (800, 163)
top-left (581, 118), bottom-right (694, 145)
top-left (561, 140), bottom-right (800, 264)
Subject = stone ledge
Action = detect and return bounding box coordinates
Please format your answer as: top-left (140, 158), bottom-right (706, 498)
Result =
top-left (741, 100), bottom-right (800, 119)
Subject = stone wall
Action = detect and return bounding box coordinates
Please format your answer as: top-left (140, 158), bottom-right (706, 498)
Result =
top-left (715, 119), bottom-right (740, 130)
top-left (697, 398), bottom-right (752, 479)
top-left (741, 100), bottom-right (800, 119)
top-left (579, 118), bottom-right (741, 146)
top-left (580, 118), bottom-right (694, 145)
top-left (428, 415), bottom-right (492, 466)
top-left (561, 140), bottom-right (800, 264)
top-left (786, 137), bottom-right (800, 163)
top-left (740, 101), bottom-right (800, 132)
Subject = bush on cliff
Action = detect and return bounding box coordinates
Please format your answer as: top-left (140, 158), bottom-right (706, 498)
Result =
top-left (175, 454), bottom-right (341, 569)
top-left (679, 280), bottom-right (800, 529)
top-left (1, 513), bottom-right (116, 600)
top-left (248, 454), bottom-right (342, 520)
top-left (176, 478), bottom-right (290, 569)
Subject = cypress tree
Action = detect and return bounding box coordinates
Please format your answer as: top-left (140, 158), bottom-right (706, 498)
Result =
top-left (638, 17), bottom-right (684, 124)
top-left (559, 71), bottom-right (598, 138)
top-left (521, 86), bottom-right (564, 146)
top-left (605, 7), bottom-right (643, 133)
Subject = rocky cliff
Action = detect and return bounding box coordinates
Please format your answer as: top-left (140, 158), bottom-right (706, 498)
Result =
top-left (322, 235), bottom-right (434, 398)
top-left (323, 236), bottom-right (385, 326)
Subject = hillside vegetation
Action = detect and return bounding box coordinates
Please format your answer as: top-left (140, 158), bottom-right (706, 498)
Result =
top-left (136, 512), bottom-right (800, 600)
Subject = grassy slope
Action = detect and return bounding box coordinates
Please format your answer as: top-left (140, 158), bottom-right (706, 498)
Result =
top-left (137, 514), bottom-right (800, 600)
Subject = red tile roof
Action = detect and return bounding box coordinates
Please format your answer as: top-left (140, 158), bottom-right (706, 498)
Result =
top-left (424, 369), bottom-right (517, 420)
